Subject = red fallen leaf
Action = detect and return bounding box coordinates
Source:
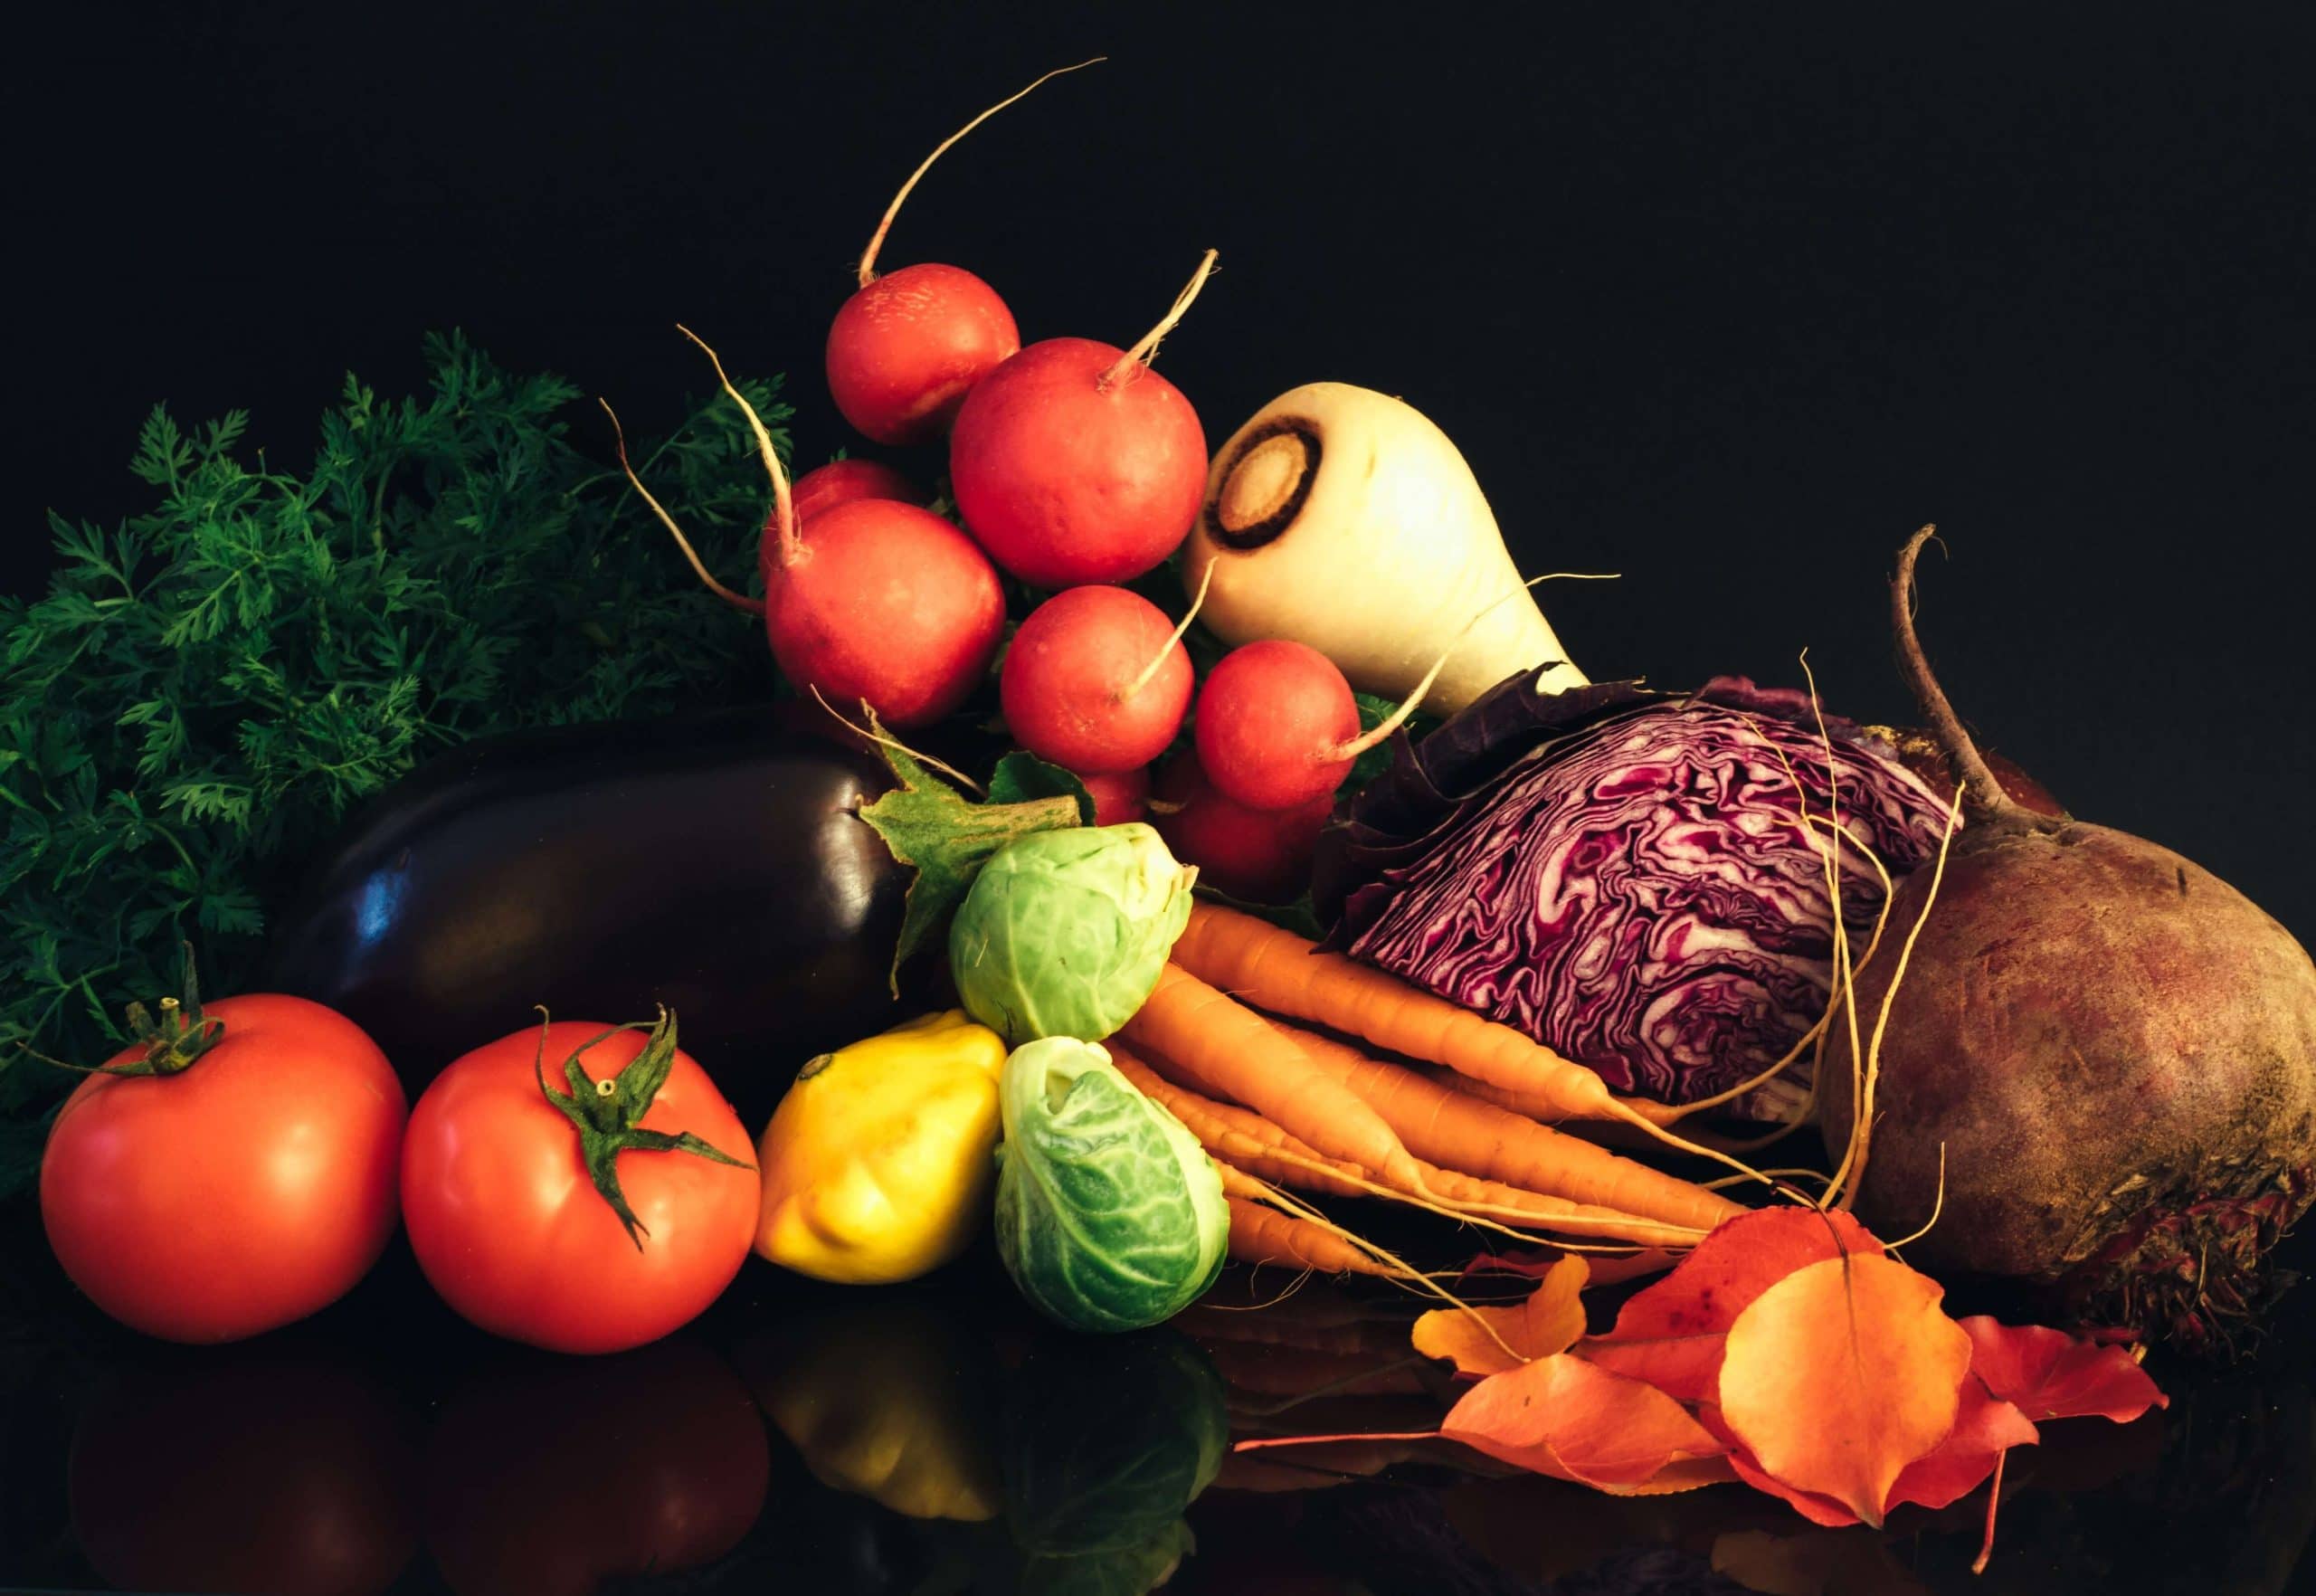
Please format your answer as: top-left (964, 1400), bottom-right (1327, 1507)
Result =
top-left (1413, 1256), bottom-right (1588, 1376)
top-left (1439, 1354), bottom-right (1726, 1492)
top-left (1958, 1316), bottom-right (2168, 1423)
top-left (1571, 1207), bottom-right (1881, 1403)
top-left (1884, 1378), bottom-right (2039, 1513)
top-left (1717, 1253), bottom-right (1972, 1527)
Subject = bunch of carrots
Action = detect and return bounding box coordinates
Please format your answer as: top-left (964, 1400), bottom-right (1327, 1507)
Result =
top-left (1115, 900), bottom-right (1755, 1286)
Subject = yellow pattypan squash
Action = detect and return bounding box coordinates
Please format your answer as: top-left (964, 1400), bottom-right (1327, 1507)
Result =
top-left (755, 1010), bottom-right (1006, 1284)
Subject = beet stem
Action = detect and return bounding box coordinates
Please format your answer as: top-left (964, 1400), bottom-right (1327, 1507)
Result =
top-left (1890, 526), bottom-right (2041, 829)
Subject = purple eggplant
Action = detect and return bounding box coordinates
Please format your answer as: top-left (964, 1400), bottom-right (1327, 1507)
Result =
top-left (265, 706), bottom-right (910, 1122)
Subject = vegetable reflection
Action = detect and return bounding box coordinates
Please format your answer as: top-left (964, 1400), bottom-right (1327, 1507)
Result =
top-left (421, 1336), bottom-right (769, 1596)
top-left (1001, 1328), bottom-right (1229, 1591)
top-left (69, 1346), bottom-right (416, 1596)
top-left (733, 1296), bottom-right (1002, 1522)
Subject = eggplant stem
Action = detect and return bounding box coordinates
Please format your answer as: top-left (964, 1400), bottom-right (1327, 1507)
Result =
top-left (1891, 526), bottom-right (2040, 827)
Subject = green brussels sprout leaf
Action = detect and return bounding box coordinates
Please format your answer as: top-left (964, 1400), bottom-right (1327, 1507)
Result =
top-left (994, 1039), bottom-right (1228, 1335)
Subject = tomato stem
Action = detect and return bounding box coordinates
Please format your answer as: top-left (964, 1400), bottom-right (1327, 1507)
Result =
top-left (533, 1006), bottom-right (755, 1250)
top-left (43, 943), bottom-right (229, 1078)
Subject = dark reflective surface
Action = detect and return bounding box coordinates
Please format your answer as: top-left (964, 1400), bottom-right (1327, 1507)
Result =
top-left (6, 1207), bottom-right (2313, 1596)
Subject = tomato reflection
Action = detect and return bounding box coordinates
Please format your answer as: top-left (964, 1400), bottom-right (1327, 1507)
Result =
top-left (422, 1335), bottom-right (771, 1596)
top-left (69, 1349), bottom-right (417, 1596)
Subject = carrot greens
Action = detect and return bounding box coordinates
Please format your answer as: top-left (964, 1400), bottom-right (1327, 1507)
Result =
top-left (1, 335), bottom-right (789, 1189)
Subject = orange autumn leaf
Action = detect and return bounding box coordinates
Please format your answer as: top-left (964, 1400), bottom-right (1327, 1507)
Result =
top-left (1596, 1454), bottom-right (1741, 1497)
top-left (1414, 1255), bottom-right (1589, 1376)
top-left (1574, 1206), bottom-right (1880, 1403)
top-left (1441, 1353), bottom-right (1725, 1491)
top-left (1706, 1376), bottom-right (2036, 1528)
top-left (1718, 1252), bottom-right (1972, 1528)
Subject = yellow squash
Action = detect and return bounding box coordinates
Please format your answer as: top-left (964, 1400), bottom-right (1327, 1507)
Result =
top-left (755, 1010), bottom-right (1007, 1284)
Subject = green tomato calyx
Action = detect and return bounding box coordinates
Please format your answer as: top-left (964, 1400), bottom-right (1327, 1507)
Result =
top-left (532, 1005), bottom-right (755, 1250)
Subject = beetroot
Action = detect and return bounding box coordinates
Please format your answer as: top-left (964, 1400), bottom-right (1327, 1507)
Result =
top-left (1821, 528), bottom-right (2316, 1352)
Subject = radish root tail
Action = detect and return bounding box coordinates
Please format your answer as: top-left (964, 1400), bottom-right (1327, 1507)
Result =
top-left (676, 324), bottom-right (799, 569)
top-left (856, 58), bottom-right (1106, 288)
top-left (1100, 250), bottom-right (1219, 389)
top-left (600, 397), bottom-right (765, 618)
top-left (1332, 571), bottom-right (1619, 762)
top-left (809, 689), bottom-right (986, 795)
top-left (1119, 556), bottom-right (1216, 702)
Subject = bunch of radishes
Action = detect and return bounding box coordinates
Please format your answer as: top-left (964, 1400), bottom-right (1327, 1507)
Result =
top-left (622, 65), bottom-right (1419, 902)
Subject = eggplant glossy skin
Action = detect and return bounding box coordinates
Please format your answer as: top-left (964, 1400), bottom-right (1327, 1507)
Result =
top-left (265, 708), bottom-right (909, 1119)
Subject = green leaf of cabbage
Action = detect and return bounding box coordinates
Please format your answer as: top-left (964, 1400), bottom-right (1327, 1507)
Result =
top-left (994, 1039), bottom-right (1228, 1334)
top-left (951, 825), bottom-right (1195, 1047)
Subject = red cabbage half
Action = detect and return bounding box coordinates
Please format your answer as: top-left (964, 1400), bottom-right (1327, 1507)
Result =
top-left (1314, 674), bottom-right (1953, 1112)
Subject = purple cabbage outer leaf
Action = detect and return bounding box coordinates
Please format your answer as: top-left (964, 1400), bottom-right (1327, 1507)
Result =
top-left (1313, 670), bottom-right (1954, 1110)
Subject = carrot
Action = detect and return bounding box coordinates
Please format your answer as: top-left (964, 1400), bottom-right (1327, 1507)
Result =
top-left (1276, 1021), bottom-right (1747, 1234)
top-left (1118, 1044), bottom-right (1705, 1248)
top-left (1121, 964), bottom-right (1429, 1193)
top-left (1226, 1196), bottom-right (1408, 1279)
top-left (1112, 1047), bottom-right (1368, 1199)
top-left (1171, 901), bottom-right (1623, 1116)
top-left (1445, 1069), bottom-right (1689, 1132)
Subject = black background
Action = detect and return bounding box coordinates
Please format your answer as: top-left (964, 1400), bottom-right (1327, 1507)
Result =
top-left (10, 2), bottom-right (2314, 945)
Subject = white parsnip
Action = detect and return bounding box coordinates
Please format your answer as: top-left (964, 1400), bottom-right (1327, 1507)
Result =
top-left (1182, 383), bottom-right (1589, 715)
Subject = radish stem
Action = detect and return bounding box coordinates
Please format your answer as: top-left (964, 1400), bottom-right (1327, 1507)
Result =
top-left (1118, 557), bottom-right (1215, 702)
top-left (856, 58), bottom-right (1105, 288)
top-left (1330, 573), bottom-right (1618, 762)
top-left (807, 688), bottom-right (985, 795)
top-left (1099, 250), bottom-right (1219, 389)
top-left (677, 324), bottom-right (799, 568)
top-left (600, 398), bottom-right (765, 617)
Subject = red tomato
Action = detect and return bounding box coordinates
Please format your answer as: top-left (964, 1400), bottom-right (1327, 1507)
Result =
top-left (70, 1350), bottom-right (418, 1596)
top-left (423, 1338), bottom-right (770, 1596)
top-left (40, 993), bottom-right (406, 1343)
top-left (401, 1016), bottom-right (759, 1354)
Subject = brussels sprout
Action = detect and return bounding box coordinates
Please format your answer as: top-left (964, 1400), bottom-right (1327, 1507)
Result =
top-left (994, 1039), bottom-right (1227, 1334)
top-left (949, 825), bottom-right (1195, 1047)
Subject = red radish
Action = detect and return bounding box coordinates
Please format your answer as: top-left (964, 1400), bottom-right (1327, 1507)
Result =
top-left (1194, 572), bottom-right (1544, 811)
top-left (611, 328), bottom-right (1004, 730)
top-left (825, 62), bottom-right (1099, 446)
top-left (1001, 585), bottom-right (1195, 774)
top-left (949, 252), bottom-right (1217, 587)
top-left (1151, 755), bottom-right (1330, 904)
top-left (789, 460), bottom-right (925, 526)
top-left (1077, 765), bottom-right (1152, 827)
top-left (1193, 639), bottom-right (1369, 811)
